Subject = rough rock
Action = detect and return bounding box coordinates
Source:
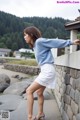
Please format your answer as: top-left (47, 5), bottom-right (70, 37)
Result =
top-left (0, 94), bottom-right (22, 111)
top-left (0, 74), bottom-right (10, 92)
top-left (3, 80), bottom-right (32, 95)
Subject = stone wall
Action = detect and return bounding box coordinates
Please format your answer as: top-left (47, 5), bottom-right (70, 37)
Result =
top-left (0, 58), bottom-right (8, 64)
top-left (4, 63), bottom-right (40, 75)
top-left (54, 65), bottom-right (80, 120)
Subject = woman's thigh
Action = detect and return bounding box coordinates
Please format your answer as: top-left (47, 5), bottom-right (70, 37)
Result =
top-left (26, 81), bottom-right (45, 93)
top-left (36, 87), bottom-right (46, 95)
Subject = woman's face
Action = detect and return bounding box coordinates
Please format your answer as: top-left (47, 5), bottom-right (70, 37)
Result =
top-left (24, 33), bottom-right (32, 44)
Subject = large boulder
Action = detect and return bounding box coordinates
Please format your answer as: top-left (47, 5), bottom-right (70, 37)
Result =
top-left (3, 79), bottom-right (33, 95)
top-left (0, 74), bottom-right (10, 92)
top-left (10, 100), bottom-right (27, 120)
top-left (0, 94), bottom-right (22, 111)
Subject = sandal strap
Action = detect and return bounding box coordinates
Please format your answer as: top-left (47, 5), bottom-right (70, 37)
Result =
top-left (40, 115), bottom-right (45, 120)
top-left (32, 116), bottom-right (37, 120)
top-left (36, 114), bottom-right (45, 120)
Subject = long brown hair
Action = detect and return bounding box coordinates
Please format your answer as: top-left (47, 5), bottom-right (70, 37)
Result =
top-left (24, 26), bottom-right (42, 48)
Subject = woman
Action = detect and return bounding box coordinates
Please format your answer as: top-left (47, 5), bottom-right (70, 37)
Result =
top-left (24, 26), bottom-right (80, 120)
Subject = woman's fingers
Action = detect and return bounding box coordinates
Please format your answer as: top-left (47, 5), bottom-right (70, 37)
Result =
top-left (73, 39), bottom-right (80, 45)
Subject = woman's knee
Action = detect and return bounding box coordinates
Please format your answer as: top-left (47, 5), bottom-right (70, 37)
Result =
top-left (36, 90), bottom-right (43, 96)
top-left (26, 88), bottom-right (32, 95)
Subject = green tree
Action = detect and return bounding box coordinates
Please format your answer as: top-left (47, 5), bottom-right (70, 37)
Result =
top-left (12, 42), bottom-right (18, 51)
top-left (6, 39), bottom-right (12, 49)
top-left (0, 11), bottom-right (70, 51)
top-left (0, 42), bottom-right (7, 48)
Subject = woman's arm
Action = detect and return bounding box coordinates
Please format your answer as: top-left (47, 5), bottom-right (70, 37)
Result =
top-left (37, 38), bottom-right (80, 49)
top-left (39, 38), bottom-right (73, 48)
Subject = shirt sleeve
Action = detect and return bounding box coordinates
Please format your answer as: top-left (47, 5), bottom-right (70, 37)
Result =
top-left (40, 38), bottom-right (73, 48)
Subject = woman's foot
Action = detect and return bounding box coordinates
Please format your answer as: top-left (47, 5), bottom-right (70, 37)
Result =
top-left (36, 113), bottom-right (45, 120)
top-left (28, 116), bottom-right (36, 120)
top-left (33, 116), bottom-right (37, 120)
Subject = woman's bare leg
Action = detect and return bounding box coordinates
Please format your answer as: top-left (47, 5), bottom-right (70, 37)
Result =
top-left (36, 87), bottom-right (46, 117)
top-left (26, 81), bottom-right (44, 120)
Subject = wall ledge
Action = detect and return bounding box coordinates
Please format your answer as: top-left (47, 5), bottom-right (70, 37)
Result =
top-left (54, 50), bottom-right (80, 70)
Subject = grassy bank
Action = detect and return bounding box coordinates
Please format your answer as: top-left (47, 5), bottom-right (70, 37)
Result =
top-left (8, 59), bottom-right (38, 66)
top-left (0, 57), bottom-right (38, 66)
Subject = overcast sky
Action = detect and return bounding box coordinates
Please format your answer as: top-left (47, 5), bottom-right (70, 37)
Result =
top-left (0, 0), bottom-right (80, 20)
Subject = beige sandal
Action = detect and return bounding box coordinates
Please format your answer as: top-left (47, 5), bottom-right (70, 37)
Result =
top-left (28, 116), bottom-right (36, 120)
top-left (36, 114), bottom-right (45, 120)
top-left (32, 116), bottom-right (37, 120)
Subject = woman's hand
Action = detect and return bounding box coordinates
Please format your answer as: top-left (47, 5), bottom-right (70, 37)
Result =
top-left (72, 39), bottom-right (80, 45)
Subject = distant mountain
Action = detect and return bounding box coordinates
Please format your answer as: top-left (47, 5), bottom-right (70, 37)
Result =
top-left (0, 11), bottom-right (70, 51)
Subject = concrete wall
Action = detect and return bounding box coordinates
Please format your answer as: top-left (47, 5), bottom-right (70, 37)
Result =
top-left (54, 50), bottom-right (80, 120)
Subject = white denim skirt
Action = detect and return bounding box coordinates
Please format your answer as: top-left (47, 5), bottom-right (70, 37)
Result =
top-left (35, 64), bottom-right (56, 89)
